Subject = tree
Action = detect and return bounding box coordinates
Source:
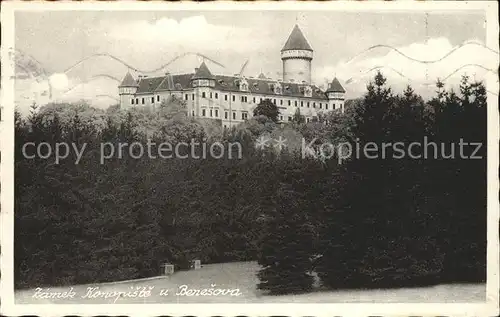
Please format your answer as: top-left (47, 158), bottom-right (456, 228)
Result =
top-left (253, 98), bottom-right (279, 123)
top-left (292, 108), bottom-right (305, 125)
top-left (257, 182), bottom-right (315, 295)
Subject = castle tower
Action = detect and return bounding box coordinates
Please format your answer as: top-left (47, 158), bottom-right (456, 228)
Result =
top-left (190, 61), bottom-right (216, 117)
top-left (281, 25), bottom-right (313, 84)
top-left (326, 77), bottom-right (346, 113)
top-left (118, 71), bottom-right (138, 109)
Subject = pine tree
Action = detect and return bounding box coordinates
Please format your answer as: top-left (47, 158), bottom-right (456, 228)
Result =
top-left (257, 182), bottom-right (314, 295)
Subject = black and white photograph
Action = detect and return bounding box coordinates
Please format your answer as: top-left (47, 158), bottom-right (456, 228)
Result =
top-left (1, 1), bottom-right (499, 316)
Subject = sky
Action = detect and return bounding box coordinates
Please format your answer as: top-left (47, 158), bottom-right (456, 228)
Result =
top-left (13, 9), bottom-right (495, 113)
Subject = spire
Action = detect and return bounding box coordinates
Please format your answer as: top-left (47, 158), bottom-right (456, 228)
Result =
top-left (192, 61), bottom-right (214, 80)
top-left (258, 72), bottom-right (267, 79)
top-left (119, 71), bottom-right (138, 87)
top-left (281, 24), bottom-right (313, 52)
top-left (326, 77), bottom-right (346, 93)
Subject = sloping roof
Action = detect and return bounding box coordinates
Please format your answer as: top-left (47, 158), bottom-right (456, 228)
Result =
top-left (192, 61), bottom-right (215, 80)
top-left (119, 72), bottom-right (138, 87)
top-left (326, 77), bottom-right (345, 93)
top-left (258, 73), bottom-right (267, 79)
top-left (135, 76), bottom-right (165, 94)
top-left (156, 74), bottom-right (194, 91)
top-left (281, 25), bottom-right (313, 52)
top-left (213, 75), bottom-right (327, 99)
top-left (134, 73), bottom-right (328, 100)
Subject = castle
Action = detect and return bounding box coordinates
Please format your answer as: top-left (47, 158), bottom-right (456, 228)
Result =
top-left (118, 25), bottom-right (346, 128)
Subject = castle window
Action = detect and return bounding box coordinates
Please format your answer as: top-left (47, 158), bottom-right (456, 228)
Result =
top-left (210, 92), bottom-right (213, 99)
top-left (326, 104), bottom-right (329, 110)
top-left (301, 101), bottom-right (303, 107)
top-left (142, 98), bottom-right (145, 104)
top-left (241, 96), bottom-right (244, 102)
top-left (294, 101), bottom-right (297, 107)
top-left (306, 117), bottom-right (310, 123)
top-left (157, 95), bottom-right (160, 102)
top-left (319, 103), bottom-right (322, 109)
top-left (225, 111), bottom-right (228, 119)
top-left (233, 112), bottom-right (236, 120)
top-left (313, 102), bottom-right (316, 108)
top-left (242, 112), bottom-right (248, 120)
top-left (202, 109), bottom-right (206, 116)
top-left (151, 97), bottom-right (155, 103)
top-left (280, 115), bottom-right (283, 121)
top-left (304, 86), bottom-right (313, 97)
top-left (273, 99), bottom-right (276, 104)
top-left (192, 94), bottom-right (195, 100)
top-left (253, 97), bottom-right (256, 103)
top-left (307, 102), bottom-right (310, 108)
top-left (185, 94), bottom-right (188, 100)
top-left (215, 93), bottom-right (218, 99)
top-left (288, 116), bottom-right (292, 121)
top-left (210, 109), bottom-right (213, 117)
top-left (280, 99), bottom-right (283, 105)
top-left (202, 92), bottom-right (206, 98)
top-left (288, 100), bottom-right (291, 106)
top-left (131, 98), bottom-right (134, 104)
top-left (215, 109), bottom-right (219, 117)
top-left (232, 95), bottom-right (236, 102)
top-left (225, 95), bottom-right (228, 101)
top-left (135, 98), bottom-right (139, 104)
top-left (192, 110), bottom-right (195, 116)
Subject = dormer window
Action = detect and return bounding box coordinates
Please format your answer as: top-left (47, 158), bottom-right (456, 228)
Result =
top-left (275, 84), bottom-right (282, 95)
top-left (240, 79), bottom-right (249, 91)
top-left (304, 86), bottom-right (313, 97)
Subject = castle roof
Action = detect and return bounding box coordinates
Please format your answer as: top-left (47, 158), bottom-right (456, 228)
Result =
top-left (135, 73), bottom-right (328, 100)
top-left (191, 61), bottom-right (214, 80)
top-left (281, 25), bottom-right (313, 52)
top-left (119, 71), bottom-right (138, 87)
top-left (326, 77), bottom-right (345, 93)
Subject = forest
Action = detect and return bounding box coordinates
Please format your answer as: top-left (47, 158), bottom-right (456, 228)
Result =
top-left (14, 72), bottom-right (487, 293)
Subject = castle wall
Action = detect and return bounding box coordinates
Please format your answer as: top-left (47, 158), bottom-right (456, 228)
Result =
top-left (123, 87), bottom-right (339, 127)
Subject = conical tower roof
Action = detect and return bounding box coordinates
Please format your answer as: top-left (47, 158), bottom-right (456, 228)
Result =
top-left (192, 61), bottom-right (214, 80)
top-left (281, 25), bottom-right (313, 52)
top-left (326, 77), bottom-right (346, 93)
top-left (119, 71), bottom-right (138, 87)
